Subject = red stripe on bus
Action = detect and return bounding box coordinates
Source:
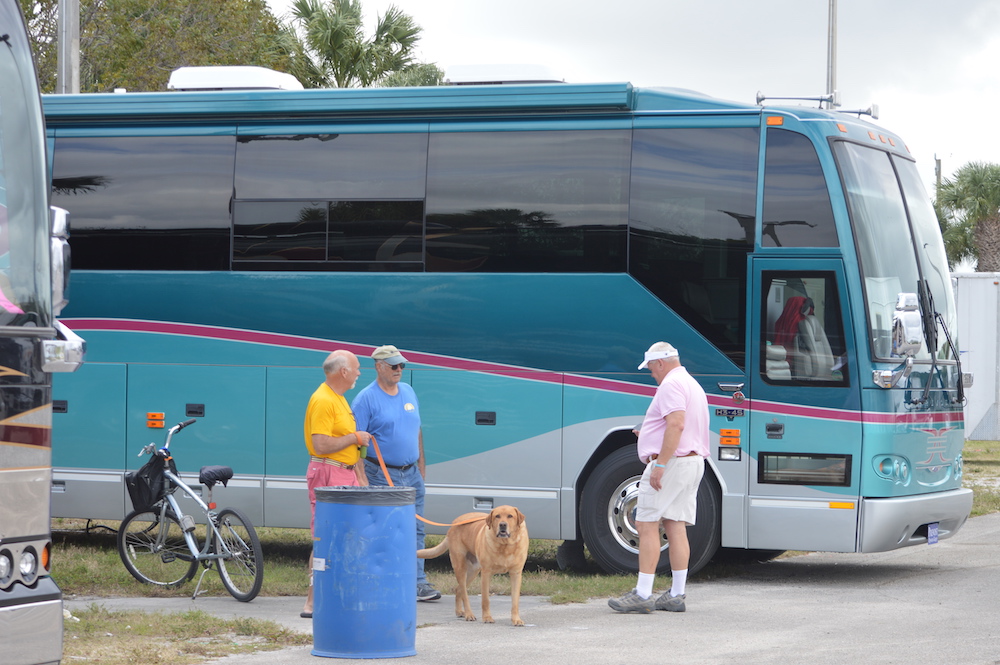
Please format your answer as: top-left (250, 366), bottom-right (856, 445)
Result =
top-left (0, 424), bottom-right (51, 448)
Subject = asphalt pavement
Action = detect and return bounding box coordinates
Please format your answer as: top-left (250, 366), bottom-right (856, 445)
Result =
top-left (66, 512), bottom-right (1000, 665)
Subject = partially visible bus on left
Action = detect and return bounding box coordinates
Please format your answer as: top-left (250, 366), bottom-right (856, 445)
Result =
top-left (0, 1), bottom-right (85, 663)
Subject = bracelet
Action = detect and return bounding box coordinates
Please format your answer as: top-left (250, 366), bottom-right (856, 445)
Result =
top-left (653, 463), bottom-right (667, 469)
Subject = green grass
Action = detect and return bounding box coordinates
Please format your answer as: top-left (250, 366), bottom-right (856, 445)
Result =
top-left (62, 604), bottom-right (310, 665)
top-left (51, 518), bottom-right (649, 603)
top-left (963, 440), bottom-right (1000, 516)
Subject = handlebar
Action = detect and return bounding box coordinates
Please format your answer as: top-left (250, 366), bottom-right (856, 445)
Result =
top-left (136, 419), bottom-right (197, 456)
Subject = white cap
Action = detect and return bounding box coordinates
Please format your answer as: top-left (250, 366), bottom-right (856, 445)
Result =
top-left (637, 342), bottom-right (679, 370)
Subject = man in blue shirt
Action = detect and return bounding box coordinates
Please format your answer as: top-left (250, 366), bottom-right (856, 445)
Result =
top-left (352, 345), bottom-right (441, 602)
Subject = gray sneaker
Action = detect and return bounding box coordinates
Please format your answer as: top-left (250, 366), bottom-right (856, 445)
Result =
top-left (608, 589), bottom-right (655, 614)
top-left (655, 592), bottom-right (686, 612)
top-left (417, 582), bottom-right (441, 601)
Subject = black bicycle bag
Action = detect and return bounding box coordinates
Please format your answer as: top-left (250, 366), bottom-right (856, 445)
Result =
top-left (125, 454), bottom-right (177, 513)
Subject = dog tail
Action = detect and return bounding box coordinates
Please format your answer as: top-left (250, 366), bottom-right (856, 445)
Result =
top-left (416, 536), bottom-right (450, 559)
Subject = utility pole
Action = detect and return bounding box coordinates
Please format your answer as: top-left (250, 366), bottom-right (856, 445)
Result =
top-left (56, 0), bottom-right (80, 93)
top-left (826, 0), bottom-right (838, 109)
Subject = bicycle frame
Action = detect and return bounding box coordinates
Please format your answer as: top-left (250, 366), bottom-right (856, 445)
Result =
top-left (121, 418), bottom-right (262, 600)
top-left (159, 469), bottom-right (230, 565)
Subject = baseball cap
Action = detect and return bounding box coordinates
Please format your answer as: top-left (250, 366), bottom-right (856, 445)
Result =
top-left (372, 345), bottom-right (408, 365)
top-left (637, 342), bottom-right (679, 370)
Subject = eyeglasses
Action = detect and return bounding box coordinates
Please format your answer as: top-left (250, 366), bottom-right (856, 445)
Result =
top-left (381, 362), bottom-right (405, 370)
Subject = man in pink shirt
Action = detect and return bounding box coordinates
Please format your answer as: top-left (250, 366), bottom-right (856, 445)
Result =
top-left (609, 342), bottom-right (709, 614)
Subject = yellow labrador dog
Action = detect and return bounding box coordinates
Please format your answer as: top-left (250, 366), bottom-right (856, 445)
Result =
top-left (418, 505), bottom-right (528, 626)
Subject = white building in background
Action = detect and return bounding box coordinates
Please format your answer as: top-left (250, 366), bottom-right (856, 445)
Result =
top-left (955, 273), bottom-right (1000, 440)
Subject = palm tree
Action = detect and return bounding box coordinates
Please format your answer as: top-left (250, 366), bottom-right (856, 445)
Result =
top-left (284, 0), bottom-right (422, 88)
top-left (937, 162), bottom-right (1000, 272)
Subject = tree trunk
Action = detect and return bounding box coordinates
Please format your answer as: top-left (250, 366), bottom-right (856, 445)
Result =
top-left (975, 214), bottom-right (1000, 272)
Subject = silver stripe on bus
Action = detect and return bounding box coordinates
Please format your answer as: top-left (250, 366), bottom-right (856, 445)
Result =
top-left (53, 471), bottom-right (120, 482)
top-left (265, 480), bottom-right (307, 490)
top-left (750, 498), bottom-right (852, 509)
top-left (426, 486), bottom-right (558, 500)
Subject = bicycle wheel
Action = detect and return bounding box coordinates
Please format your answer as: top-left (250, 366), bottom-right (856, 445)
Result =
top-left (214, 507), bottom-right (264, 602)
top-left (117, 509), bottom-right (197, 587)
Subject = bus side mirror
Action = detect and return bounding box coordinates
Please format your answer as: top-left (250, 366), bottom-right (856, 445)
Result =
top-left (50, 206), bottom-right (70, 316)
top-left (891, 292), bottom-right (922, 359)
top-left (873, 292), bottom-right (922, 389)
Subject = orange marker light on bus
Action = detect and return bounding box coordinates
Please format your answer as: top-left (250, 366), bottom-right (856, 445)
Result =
top-left (766, 116), bottom-right (784, 126)
top-left (147, 420), bottom-right (165, 428)
top-left (147, 412), bottom-right (165, 420)
top-left (837, 123), bottom-right (848, 133)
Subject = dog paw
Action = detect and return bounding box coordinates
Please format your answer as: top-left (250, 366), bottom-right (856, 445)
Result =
top-left (463, 614), bottom-right (477, 622)
top-left (482, 615), bottom-right (494, 624)
top-left (512, 617), bottom-right (525, 627)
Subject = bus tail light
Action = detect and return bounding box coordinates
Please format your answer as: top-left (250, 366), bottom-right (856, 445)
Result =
top-left (0, 550), bottom-right (12, 587)
top-left (19, 547), bottom-right (38, 585)
top-left (41, 542), bottom-right (51, 572)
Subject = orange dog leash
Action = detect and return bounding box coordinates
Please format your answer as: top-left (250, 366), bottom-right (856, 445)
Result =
top-left (368, 435), bottom-right (485, 528)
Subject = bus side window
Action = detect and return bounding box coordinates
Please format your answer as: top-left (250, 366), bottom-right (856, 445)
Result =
top-left (762, 272), bottom-right (848, 386)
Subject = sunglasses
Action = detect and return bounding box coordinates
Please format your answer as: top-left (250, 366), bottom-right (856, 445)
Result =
top-left (381, 362), bottom-right (405, 370)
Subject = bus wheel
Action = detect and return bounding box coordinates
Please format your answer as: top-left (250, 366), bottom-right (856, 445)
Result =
top-left (579, 446), bottom-right (722, 576)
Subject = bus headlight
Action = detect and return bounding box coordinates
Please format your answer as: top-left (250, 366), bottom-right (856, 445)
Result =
top-left (19, 548), bottom-right (38, 585)
top-left (0, 550), bottom-right (12, 586)
top-left (874, 455), bottom-right (911, 485)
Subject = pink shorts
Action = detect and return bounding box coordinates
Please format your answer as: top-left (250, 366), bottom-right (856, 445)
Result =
top-left (307, 460), bottom-right (359, 533)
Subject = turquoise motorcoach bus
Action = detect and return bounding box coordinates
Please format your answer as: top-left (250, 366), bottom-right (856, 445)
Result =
top-left (42, 79), bottom-right (971, 575)
top-left (1, 0), bottom-right (85, 661)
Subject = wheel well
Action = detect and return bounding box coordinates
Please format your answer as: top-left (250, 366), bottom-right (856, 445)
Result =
top-left (571, 430), bottom-right (725, 542)
top-left (569, 429), bottom-right (636, 540)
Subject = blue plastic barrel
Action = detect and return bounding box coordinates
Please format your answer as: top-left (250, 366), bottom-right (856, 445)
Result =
top-left (312, 485), bottom-right (417, 659)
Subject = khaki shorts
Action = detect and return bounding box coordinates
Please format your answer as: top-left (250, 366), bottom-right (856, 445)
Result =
top-left (634, 455), bottom-right (705, 526)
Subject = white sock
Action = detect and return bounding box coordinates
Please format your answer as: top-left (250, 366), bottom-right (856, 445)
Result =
top-left (636, 572), bottom-right (655, 598)
top-left (670, 569), bottom-right (688, 597)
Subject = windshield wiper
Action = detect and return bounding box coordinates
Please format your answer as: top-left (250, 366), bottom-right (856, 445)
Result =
top-left (911, 279), bottom-right (964, 406)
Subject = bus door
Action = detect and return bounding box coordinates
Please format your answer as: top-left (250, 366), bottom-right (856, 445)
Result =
top-left (745, 260), bottom-right (862, 551)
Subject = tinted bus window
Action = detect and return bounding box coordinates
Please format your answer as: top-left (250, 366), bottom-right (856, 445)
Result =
top-left (234, 132), bottom-right (427, 200)
top-left (51, 135), bottom-right (234, 270)
top-left (233, 199), bottom-right (424, 265)
top-left (425, 130), bottom-right (630, 272)
top-left (761, 128), bottom-right (838, 248)
top-left (629, 127), bottom-right (758, 367)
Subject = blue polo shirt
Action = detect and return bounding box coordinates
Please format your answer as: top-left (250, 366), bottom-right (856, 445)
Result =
top-left (351, 381), bottom-right (421, 466)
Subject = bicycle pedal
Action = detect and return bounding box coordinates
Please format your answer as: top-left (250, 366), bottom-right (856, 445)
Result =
top-left (160, 552), bottom-right (176, 564)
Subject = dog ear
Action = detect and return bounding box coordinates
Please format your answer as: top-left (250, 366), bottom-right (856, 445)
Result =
top-left (516, 508), bottom-right (525, 525)
top-left (485, 510), bottom-right (494, 528)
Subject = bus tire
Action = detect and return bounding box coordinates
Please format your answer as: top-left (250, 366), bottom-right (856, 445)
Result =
top-left (579, 446), bottom-right (721, 576)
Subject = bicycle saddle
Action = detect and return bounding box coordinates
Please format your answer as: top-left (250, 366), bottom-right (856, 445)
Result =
top-left (199, 465), bottom-right (233, 488)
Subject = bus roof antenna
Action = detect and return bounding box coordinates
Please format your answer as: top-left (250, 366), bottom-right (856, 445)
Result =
top-left (756, 90), bottom-right (840, 108)
top-left (838, 104), bottom-right (879, 120)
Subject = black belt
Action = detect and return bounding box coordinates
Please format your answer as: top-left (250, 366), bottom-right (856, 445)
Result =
top-left (366, 458), bottom-right (415, 471)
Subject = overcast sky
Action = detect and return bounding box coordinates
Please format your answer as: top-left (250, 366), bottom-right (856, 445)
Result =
top-left (265, 0), bottom-right (1000, 196)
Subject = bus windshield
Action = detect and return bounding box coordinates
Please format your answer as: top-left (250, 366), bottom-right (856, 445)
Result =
top-left (0, 10), bottom-right (51, 328)
top-left (834, 141), bottom-right (955, 362)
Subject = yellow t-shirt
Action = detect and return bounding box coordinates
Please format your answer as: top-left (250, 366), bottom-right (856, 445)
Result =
top-left (304, 382), bottom-right (359, 465)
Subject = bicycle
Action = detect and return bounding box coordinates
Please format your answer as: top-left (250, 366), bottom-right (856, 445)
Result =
top-left (116, 419), bottom-right (264, 602)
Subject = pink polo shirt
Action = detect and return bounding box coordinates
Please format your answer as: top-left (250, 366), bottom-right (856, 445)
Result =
top-left (636, 366), bottom-right (710, 462)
